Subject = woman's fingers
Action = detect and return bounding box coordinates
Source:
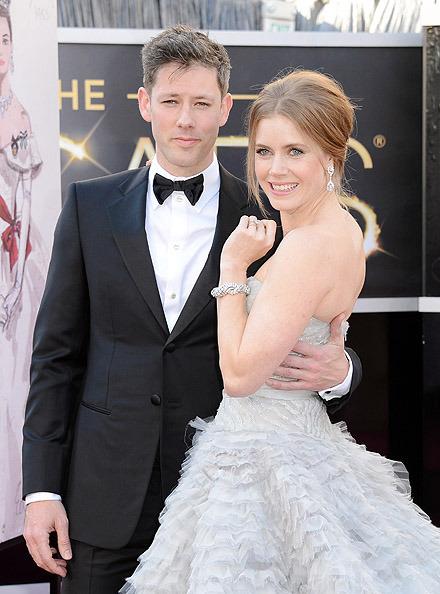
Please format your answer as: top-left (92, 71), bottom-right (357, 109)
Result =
top-left (238, 215), bottom-right (250, 229)
top-left (255, 219), bottom-right (266, 240)
top-left (263, 219), bottom-right (277, 245)
top-left (235, 216), bottom-right (276, 252)
top-left (247, 216), bottom-right (258, 233)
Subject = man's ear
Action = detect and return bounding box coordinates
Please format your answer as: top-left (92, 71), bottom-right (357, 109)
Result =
top-left (219, 93), bottom-right (233, 127)
top-left (138, 87), bottom-right (152, 123)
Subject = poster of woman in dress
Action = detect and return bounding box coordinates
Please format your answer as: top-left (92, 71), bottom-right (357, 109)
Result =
top-left (0, 0), bottom-right (60, 542)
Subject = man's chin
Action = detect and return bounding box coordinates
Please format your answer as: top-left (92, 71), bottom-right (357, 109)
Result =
top-left (163, 151), bottom-right (210, 175)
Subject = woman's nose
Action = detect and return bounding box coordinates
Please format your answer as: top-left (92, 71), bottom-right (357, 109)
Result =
top-left (269, 155), bottom-right (289, 176)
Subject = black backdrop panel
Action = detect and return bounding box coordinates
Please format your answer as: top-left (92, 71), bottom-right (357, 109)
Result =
top-left (58, 43), bottom-right (422, 298)
top-left (424, 27), bottom-right (440, 296)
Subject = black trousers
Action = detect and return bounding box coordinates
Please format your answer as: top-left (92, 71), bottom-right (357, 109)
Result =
top-left (61, 448), bottom-right (164, 594)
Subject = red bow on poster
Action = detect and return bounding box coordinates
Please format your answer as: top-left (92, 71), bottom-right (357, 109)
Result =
top-left (0, 194), bottom-right (32, 271)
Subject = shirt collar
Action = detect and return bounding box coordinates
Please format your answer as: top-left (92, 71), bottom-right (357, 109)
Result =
top-left (148, 154), bottom-right (220, 212)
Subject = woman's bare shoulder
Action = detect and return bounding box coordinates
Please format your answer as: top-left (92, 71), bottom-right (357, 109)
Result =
top-left (270, 211), bottom-right (364, 281)
top-left (269, 225), bottom-right (337, 281)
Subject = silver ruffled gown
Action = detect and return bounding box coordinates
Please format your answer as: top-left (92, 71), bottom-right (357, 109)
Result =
top-left (121, 277), bottom-right (440, 593)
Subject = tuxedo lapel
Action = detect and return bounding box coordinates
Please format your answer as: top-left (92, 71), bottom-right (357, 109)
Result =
top-left (107, 167), bottom-right (169, 337)
top-left (166, 166), bottom-right (248, 345)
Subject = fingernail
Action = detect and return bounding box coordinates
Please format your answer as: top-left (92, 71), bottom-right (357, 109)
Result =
top-left (64, 550), bottom-right (72, 559)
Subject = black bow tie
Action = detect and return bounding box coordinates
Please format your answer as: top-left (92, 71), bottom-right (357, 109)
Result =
top-left (153, 173), bottom-right (204, 206)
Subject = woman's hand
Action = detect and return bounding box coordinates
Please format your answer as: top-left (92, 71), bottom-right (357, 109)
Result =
top-left (221, 216), bottom-right (277, 271)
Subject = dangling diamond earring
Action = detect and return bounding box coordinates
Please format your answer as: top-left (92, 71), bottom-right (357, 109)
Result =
top-left (10, 52), bottom-right (14, 74)
top-left (326, 163), bottom-right (335, 192)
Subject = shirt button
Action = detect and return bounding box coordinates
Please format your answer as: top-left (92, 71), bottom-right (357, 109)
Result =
top-left (150, 394), bottom-right (161, 406)
top-left (170, 293), bottom-right (177, 299)
top-left (176, 196), bottom-right (183, 203)
top-left (173, 244), bottom-right (180, 250)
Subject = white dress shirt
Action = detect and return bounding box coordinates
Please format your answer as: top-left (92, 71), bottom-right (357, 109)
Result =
top-left (25, 156), bottom-right (352, 504)
top-left (146, 156), bottom-right (220, 331)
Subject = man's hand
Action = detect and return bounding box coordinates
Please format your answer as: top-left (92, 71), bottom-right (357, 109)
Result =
top-left (23, 501), bottom-right (72, 577)
top-left (266, 313), bottom-right (348, 392)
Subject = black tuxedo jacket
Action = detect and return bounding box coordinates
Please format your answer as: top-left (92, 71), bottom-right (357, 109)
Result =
top-left (22, 165), bottom-right (361, 549)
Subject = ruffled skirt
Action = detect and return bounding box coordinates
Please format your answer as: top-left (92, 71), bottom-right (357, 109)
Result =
top-left (121, 393), bottom-right (440, 593)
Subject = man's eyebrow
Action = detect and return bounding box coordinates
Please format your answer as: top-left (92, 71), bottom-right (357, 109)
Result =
top-left (193, 95), bottom-right (215, 100)
top-left (157, 93), bottom-right (215, 101)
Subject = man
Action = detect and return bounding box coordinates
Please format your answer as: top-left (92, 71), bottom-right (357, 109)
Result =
top-left (22, 26), bottom-right (361, 593)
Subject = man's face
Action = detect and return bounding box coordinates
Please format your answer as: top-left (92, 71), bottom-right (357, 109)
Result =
top-left (138, 62), bottom-right (233, 177)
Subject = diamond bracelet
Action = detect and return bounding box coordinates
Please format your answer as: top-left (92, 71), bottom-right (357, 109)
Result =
top-left (210, 282), bottom-right (250, 298)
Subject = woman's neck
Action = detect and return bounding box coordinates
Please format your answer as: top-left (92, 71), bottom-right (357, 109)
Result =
top-left (280, 192), bottom-right (341, 235)
top-left (0, 74), bottom-right (11, 97)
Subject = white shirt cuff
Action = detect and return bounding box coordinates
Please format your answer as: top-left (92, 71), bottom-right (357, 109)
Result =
top-left (25, 492), bottom-right (62, 505)
top-left (318, 351), bottom-right (353, 401)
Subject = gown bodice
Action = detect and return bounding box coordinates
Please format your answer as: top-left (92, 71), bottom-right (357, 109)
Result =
top-left (244, 276), bottom-right (347, 401)
top-left (207, 276), bottom-right (348, 439)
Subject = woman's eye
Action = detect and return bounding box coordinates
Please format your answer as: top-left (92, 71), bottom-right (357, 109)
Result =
top-left (256, 148), bottom-right (269, 156)
top-left (290, 148), bottom-right (303, 156)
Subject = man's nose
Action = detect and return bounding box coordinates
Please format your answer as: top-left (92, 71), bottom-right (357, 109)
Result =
top-left (176, 107), bottom-right (195, 128)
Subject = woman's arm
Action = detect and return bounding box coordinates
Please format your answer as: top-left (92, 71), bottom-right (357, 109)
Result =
top-left (217, 221), bottom-right (336, 397)
top-left (14, 170), bottom-right (31, 284)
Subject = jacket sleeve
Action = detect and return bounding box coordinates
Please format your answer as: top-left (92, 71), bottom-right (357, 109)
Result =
top-left (323, 347), bottom-right (362, 415)
top-left (22, 183), bottom-right (90, 497)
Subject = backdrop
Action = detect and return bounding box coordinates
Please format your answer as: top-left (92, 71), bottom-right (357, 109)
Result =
top-left (58, 39), bottom-right (422, 299)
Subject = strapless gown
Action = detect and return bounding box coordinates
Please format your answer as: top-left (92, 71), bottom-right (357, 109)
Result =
top-left (121, 277), bottom-right (440, 594)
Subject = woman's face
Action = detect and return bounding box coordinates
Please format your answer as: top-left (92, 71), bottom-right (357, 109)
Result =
top-left (254, 114), bottom-right (330, 214)
top-left (0, 17), bottom-right (12, 77)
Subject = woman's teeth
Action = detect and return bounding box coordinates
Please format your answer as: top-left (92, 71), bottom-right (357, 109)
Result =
top-left (271, 183), bottom-right (298, 191)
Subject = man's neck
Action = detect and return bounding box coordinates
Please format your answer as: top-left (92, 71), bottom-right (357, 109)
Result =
top-left (154, 155), bottom-right (215, 179)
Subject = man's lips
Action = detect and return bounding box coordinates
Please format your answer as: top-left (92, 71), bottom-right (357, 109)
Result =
top-left (173, 137), bottom-right (200, 147)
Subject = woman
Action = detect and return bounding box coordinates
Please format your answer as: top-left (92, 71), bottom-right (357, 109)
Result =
top-left (0, 2), bottom-right (41, 330)
top-left (122, 70), bottom-right (440, 592)
top-left (0, 0), bottom-right (42, 541)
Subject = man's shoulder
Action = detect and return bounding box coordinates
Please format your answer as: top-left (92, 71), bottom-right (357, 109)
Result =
top-left (219, 164), bottom-right (247, 193)
top-left (218, 165), bottom-right (279, 221)
top-left (218, 164), bottom-right (249, 208)
top-left (72, 167), bottom-right (148, 196)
